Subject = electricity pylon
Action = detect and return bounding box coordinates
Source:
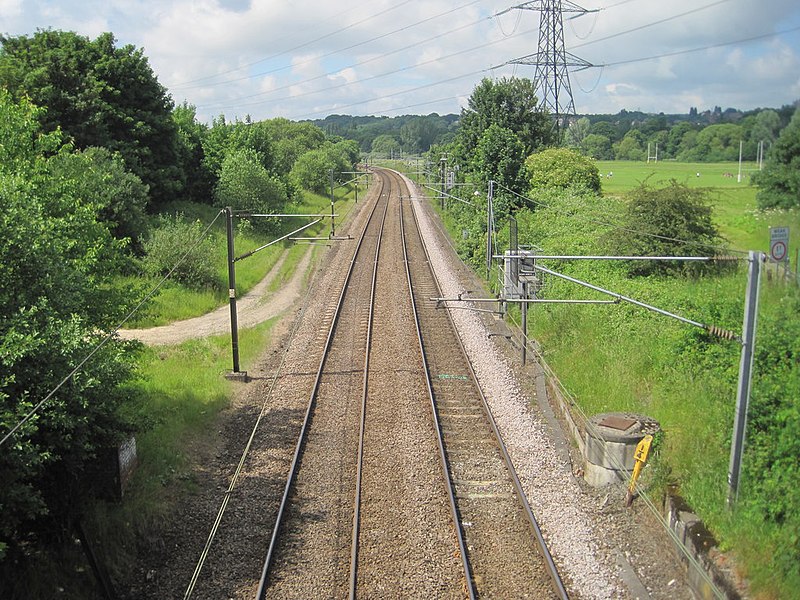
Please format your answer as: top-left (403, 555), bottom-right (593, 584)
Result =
top-left (503, 0), bottom-right (596, 137)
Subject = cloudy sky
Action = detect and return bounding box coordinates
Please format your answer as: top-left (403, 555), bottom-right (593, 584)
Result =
top-left (1, 0), bottom-right (799, 124)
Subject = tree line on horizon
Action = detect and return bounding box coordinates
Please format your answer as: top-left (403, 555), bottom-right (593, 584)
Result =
top-left (313, 102), bottom-right (796, 164)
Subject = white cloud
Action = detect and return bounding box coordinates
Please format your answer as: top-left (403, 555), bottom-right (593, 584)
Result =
top-left (2, 0), bottom-right (799, 120)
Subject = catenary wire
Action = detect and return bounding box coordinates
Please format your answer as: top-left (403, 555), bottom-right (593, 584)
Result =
top-left (0, 210), bottom-right (225, 448)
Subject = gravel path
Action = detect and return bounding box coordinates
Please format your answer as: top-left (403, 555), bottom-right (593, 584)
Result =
top-left (119, 247), bottom-right (313, 345)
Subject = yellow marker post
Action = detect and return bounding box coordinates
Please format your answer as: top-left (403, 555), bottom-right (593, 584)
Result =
top-left (625, 434), bottom-right (653, 507)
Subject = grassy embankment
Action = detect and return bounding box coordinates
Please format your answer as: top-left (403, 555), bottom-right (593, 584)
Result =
top-left (83, 185), bottom-right (358, 585)
top-left (397, 157), bottom-right (798, 598)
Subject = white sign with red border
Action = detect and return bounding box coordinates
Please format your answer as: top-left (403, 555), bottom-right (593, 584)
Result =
top-left (770, 227), bottom-right (790, 262)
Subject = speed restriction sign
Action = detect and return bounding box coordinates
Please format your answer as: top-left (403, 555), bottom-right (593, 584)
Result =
top-left (770, 227), bottom-right (790, 262)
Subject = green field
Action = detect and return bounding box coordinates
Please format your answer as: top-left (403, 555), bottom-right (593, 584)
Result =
top-left (597, 160), bottom-right (800, 257)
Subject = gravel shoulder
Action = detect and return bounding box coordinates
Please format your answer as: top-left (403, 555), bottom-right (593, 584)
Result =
top-left (399, 170), bottom-right (695, 600)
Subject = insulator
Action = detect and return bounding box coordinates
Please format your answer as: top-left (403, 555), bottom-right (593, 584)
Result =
top-left (706, 325), bottom-right (738, 340)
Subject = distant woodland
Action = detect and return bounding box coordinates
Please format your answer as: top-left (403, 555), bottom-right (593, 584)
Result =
top-left (313, 103), bottom-right (797, 162)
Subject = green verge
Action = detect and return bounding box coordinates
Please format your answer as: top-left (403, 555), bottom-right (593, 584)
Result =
top-left (79, 185), bottom-right (357, 590)
top-left (398, 159), bottom-right (799, 598)
top-left (129, 187), bottom-right (349, 327)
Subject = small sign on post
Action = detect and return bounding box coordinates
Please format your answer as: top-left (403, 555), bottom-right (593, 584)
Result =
top-left (770, 227), bottom-right (789, 263)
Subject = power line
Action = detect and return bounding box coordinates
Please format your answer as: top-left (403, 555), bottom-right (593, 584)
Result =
top-left (0, 210), bottom-right (225, 448)
top-left (290, 65), bottom-right (492, 120)
top-left (196, 12), bottom-right (502, 111)
top-left (604, 24), bottom-right (800, 67)
top-left (168, 0), bottom-right (415, 89)
top-left (570, 0), bottom-right (734, 51)
top-left (174, 0), bottom-right (483, 92)
top-left (200, 27), bottom-right (529, 114)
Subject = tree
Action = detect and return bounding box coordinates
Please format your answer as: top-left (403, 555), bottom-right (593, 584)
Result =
top-left (46, 146), bottom-right (150, 246)
top-left (263, 118), bottom-right (326, 174)
top-left (399, 116), bottom-right (445, 153)
top-left (614, 130), bottom-right (646, 161)
top-left (457, 77), bottom-right (554, 159)
top-left (0, 30), bottom-right (181, 209)
top-left (0, 90), bottom-right (138, 570)
top-left (371, 134), bottom-right (401, 156)
top-left (564, 117), bottom-right (591, 149)
top-left (581, 134), bottom-right (613, 160)
top-left (756, 107), bottom-right (800, 209)
top-left (609, 181), bottom-right (726, 276)
top-left (680, 123), bottom-right (743, 162)
top-left (470, 124), bottom-right (527, 197)
top-left (173, 102), bottom-right (214, 205)
top-left (526, 147), bottom-right (601, 195)
top-left (215, 148), bottom-right (289, 231)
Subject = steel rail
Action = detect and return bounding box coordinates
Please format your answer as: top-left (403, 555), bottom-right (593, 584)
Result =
top-left (348, 171), bottom-right (391, 600)
top-left (255, 174), bottom-right (389, 599)
top-left (401, 169), bottom-right (570, 600)
top-left (395, 169), bottom-right (477, 600)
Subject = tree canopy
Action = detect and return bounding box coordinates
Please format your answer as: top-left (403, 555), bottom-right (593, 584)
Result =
top-left (457, 77), bottom-right (554, 158)
top-left (756, 107), bottom-right (800, 209)
top-left (0, 29), bottom-right (180, 209)
top-left (0, 90), bottom-right (138, 566)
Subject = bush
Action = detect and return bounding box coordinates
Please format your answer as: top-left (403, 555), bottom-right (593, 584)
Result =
top-left (215, 148), bottom-right (288, 233)
top-left (609, 181), bottom-right (729, 276)
top-left (142, 215), bottom-right (220, 290)
top-left (525, 147), bottom-right (601, 195)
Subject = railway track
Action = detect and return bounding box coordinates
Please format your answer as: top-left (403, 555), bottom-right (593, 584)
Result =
top-left (254, 168), bottom-right (566, 598)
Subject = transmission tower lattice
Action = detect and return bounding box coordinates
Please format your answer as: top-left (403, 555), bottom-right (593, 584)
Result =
top-left (505, 0), bottom-right (596, 134)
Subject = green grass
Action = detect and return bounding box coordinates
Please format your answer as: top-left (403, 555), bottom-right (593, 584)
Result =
top-left (402, 158), bottom-right (800, 598)
top-left (84, 184), bottom-right (359, 586)
top-left (597, 160), bottom-right (800, 258)
top-left (129, 187), bottom-right (354, 327)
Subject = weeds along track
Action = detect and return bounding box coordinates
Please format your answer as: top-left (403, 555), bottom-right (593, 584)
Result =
top-left (253, 168), bottom-right (567, 598)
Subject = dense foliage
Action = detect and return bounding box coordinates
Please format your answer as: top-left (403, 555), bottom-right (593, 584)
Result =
top-left (456, 77), bottom-right (554, 159)
top-left (609, 182), bottom-right (727, 276)
top-left (141, 215), bottom-right (220, 290)
top-left (215, 148), bottom-right (289, 232)
top-left (526, 148), bottom-right (601, 195)
top-left (0, 30), bottom-right (181, 209)
top-left (0, 91), bottom-right (139, 572)
top-left (755, 107), bottom-right (800, 209)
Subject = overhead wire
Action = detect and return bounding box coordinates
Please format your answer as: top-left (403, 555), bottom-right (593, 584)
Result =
top-left (604, 24), bottom-right (800, 67)
top-left (169, 0), bottom-right (415, 88)
top-left (196, 18), bottom-right (526, 112)
top-left (570, 0), bottom-right (734, 51)
top-left (175, 0), bottom-right (483, 92)
top-left (0, 210), bottom-right (226, 448)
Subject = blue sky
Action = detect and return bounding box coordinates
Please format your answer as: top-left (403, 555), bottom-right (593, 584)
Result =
top-left (1, 0), bottom-right (798, 123)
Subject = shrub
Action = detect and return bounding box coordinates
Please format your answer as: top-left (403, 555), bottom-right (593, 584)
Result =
top-left (142, 215), bottom-right (220, 290)
top-left (525, 147), bottom-right (601, 195)
top-left (609, 181), bottom-right (728, 276)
